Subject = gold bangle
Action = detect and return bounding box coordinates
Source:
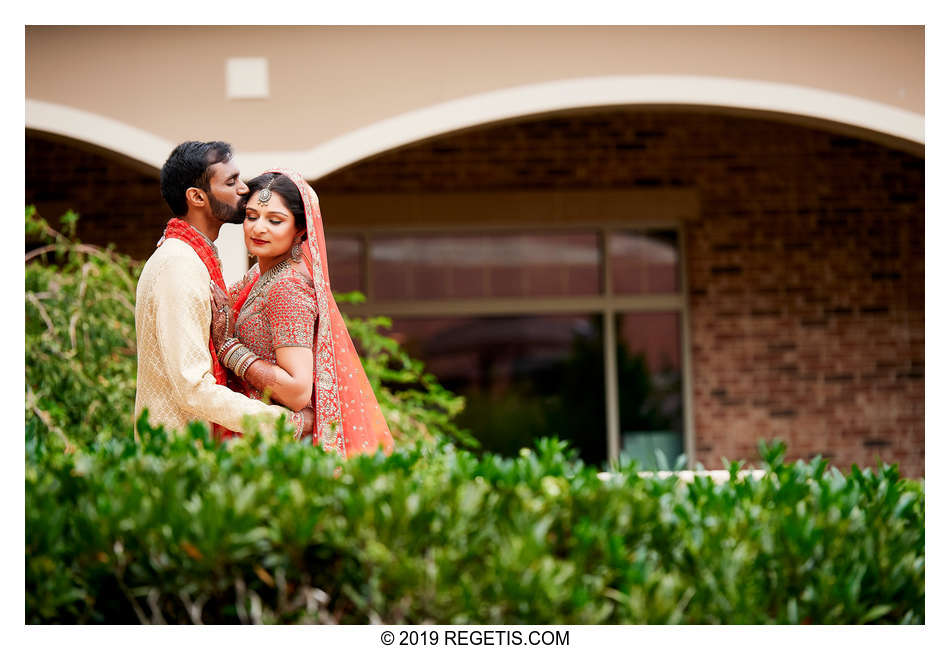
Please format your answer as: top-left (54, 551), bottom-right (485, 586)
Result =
top-left (223, 344), bottom-right (247, 370)
top-left (236, 353), bottom-right (259, 379)
top-left (218, 337), bottom-right (240, 361)
top-left (228, 348), bottom-right (251, 373)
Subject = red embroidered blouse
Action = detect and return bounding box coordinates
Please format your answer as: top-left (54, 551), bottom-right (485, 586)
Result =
top-left (229, 263), bottom-right (317, 402)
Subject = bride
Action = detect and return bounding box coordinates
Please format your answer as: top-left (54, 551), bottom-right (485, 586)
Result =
top-left (209, 168), bottom-right (393, 457)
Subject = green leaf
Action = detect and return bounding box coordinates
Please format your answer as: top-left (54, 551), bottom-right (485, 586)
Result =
top-left (858, 604), bottom-right (893, 624)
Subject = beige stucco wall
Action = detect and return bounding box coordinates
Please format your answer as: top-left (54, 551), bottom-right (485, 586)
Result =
top-left (27, 25), bottom-right (923, 166)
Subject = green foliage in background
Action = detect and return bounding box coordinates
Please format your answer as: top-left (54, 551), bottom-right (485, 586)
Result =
top-left (25, 207), bottom-right (470, 451)
top-left (26, 206), bottom-right (141, 450)
top-left (27, 424), bottom-right (923, 624)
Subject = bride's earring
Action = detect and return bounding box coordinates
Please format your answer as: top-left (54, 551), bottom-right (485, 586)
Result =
top-left (291, 239), bottom-right (302, 262)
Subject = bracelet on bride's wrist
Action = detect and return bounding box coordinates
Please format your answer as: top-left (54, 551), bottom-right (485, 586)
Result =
top-left (218, 337), bottom-right (240, 361)
top-left (236, 352), bottom-right (260, 379)
top-left (226, 347), bottom-right (252, 373)
top-left (292, 411), bottom-right (305, 441)
top-left (223, 343), bottom-right (247, 370)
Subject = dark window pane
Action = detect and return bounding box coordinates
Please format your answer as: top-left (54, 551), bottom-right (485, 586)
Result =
top-left (610, 230), bottom-right (679, 294)
top-left (326, 235), bottom-right (363, 294)
top-left (371, 232), bottom-right (600, 300)
top-left (616, 311), bottom-right (684, 469)
top-left (387, 314), bottom-right (607, 464)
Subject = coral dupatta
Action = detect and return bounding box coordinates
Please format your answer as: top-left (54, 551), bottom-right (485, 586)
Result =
top-left (259, 168), bottom-right (394, 458)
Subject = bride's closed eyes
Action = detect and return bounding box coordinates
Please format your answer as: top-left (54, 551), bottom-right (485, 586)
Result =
top-left (245, 210), bottom-right (288, 226)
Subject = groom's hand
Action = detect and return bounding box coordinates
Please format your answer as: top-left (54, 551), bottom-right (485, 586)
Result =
top-left (209, 282), bottom-right (234, 353)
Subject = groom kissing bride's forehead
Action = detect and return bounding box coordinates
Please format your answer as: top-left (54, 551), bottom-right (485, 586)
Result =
top-left (134, 140), bottom-right (313, 441)
top-left (134, 140), bottom-right (392, 456)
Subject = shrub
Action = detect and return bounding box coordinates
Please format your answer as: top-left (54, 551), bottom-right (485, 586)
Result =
top-left (26, 425), bottom-right (923, 624)
top-left (26, 206), bottom-right (141, 450)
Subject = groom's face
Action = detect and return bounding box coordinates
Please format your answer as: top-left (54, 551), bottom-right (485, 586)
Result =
top-left (205, 159), bottom-right (248, 225)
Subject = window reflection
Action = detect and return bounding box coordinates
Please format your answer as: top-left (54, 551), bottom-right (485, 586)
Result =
top-left (343, 225), bottom-right (686, 466)
top-left (616, 311), bottom-right (684, 469)
top-left (325, 235), bottom-right (363, 294)
top-left (387, 314), bottom-right (607, 464)
top-left (371, 232), bottom-right (600, 300)
top-left (610, 230), bottom-right (679, 294)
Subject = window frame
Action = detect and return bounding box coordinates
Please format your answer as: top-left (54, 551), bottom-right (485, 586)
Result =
top-left (331, 219), bottom-right (695, 467)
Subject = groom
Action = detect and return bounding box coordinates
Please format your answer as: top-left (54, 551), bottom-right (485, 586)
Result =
top-left (134, 140), bottom-right (312, 439)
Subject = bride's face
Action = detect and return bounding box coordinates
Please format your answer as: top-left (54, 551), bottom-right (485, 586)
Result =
top-left (243, 190), bottom-right (303, 261)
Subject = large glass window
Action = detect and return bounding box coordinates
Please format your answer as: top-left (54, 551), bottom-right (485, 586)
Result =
top-left (334, 226), bottom-right (686, 468)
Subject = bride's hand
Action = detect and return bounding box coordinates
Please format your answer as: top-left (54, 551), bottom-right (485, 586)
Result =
top-left (209, 282), bottom-right (234, 355)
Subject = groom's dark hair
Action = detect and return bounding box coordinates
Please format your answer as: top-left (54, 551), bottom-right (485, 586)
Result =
top-left (160, 141), bottom-right (233, 216)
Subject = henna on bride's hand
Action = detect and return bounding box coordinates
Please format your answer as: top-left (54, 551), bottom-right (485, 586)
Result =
top-left (242, 358), bottom-right (280, 393)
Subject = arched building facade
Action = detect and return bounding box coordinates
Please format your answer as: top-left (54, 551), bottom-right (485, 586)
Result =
top-left (25, 26), bottom-right (925, 474)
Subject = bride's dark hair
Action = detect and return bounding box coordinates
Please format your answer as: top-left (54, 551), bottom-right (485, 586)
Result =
top-left (243, 172), bottom-right (309, 241)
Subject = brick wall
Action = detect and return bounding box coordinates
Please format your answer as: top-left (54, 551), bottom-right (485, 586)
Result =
top-left (25, 109), bottom-right (925, 475)
top-left (26, 133), bottom-right (171, 260)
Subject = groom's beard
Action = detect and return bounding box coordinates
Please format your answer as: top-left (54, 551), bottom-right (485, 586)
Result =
top-left (209, 193), bottom-right (244, 224)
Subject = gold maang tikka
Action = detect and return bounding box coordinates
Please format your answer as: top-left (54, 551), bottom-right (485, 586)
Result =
top-left (256, 176), bottom-right (277, 207)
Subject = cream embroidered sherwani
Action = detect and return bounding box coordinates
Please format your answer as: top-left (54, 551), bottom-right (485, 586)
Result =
top-left (134, 237), bottom-right (290, 434)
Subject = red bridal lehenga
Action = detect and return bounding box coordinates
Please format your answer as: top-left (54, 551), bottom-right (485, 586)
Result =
top-left (226, 168), bottom-right (394, 458)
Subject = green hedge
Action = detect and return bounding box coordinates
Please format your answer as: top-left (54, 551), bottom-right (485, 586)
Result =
top-left (27, 421), bottom-right (923, 624)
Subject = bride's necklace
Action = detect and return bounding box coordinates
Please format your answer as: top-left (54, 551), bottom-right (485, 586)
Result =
top-left (243, 256), bottom-right (294, 310)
